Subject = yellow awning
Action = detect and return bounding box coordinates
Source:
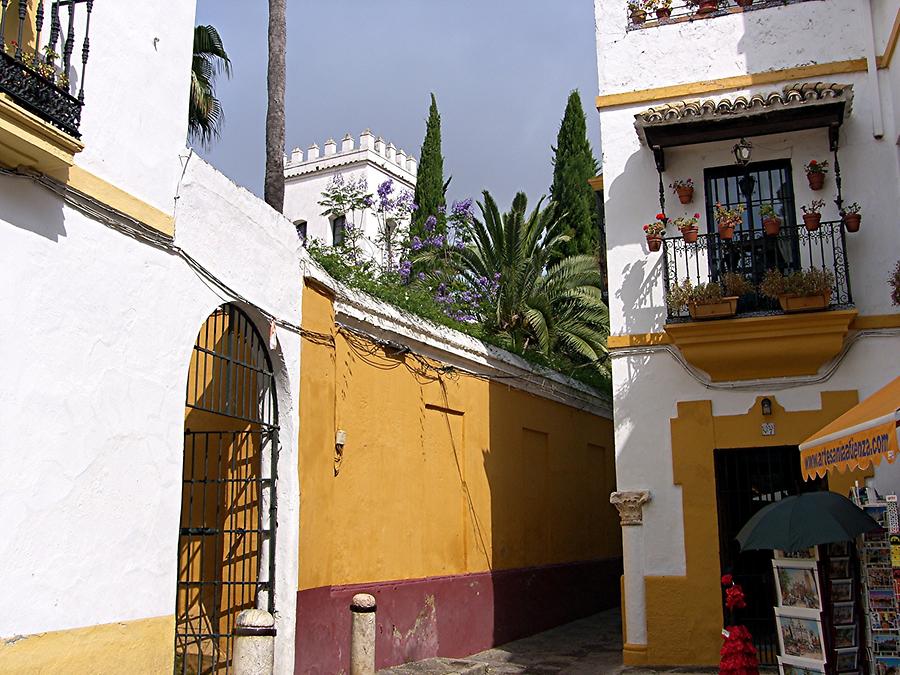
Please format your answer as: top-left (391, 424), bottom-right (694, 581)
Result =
top-left (800, 377), bottom-right (900, 480)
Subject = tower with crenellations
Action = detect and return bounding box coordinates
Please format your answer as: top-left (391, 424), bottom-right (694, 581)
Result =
top-left (283, 130), bottom-right (417, 265)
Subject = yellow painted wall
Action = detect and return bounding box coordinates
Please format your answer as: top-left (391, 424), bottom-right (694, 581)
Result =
top-left (0, 616), bottom-right (174, 675)
top-left (297, 284), bottom-right (621, 590)
top-left (637, 393), bottom-right (873, 667)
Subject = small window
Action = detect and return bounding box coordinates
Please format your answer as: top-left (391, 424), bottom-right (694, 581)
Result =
top-left (294, 220), bottom-right (307, 245)
top-left (332, 216), bottom-right (346, 246)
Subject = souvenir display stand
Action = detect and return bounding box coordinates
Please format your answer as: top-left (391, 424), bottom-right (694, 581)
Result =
top-left (851, 487), bottom-right (900, 675)
top-left (773, 546), bottom-right (829, 674)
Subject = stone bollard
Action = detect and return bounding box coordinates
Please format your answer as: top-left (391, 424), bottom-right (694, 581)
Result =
top-left (349, 593), bottom-right (376, 675)
top-left (233, 609), bottom-right (276, 675)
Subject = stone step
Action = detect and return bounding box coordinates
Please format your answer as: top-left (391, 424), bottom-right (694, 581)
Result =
top-left (378, 657), bottom-right (489, 675)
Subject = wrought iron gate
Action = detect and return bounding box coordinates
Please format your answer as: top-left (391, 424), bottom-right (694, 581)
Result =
top-left (714, 446), bottom-right (824, 665)
top-left (175, 304), bottom-right (278, 675)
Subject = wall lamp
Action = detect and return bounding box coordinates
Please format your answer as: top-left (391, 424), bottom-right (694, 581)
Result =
top-left (733, 137), bottom-right (753, 166)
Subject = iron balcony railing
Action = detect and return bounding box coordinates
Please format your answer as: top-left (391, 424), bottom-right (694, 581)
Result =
top-left (0, 0), bottom-right (93, 138)
top-left (627, 0), bottom-right (821, 31)
top-left (662, 220), bottom-right (853, 321)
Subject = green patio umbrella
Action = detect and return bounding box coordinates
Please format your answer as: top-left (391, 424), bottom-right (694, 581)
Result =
top-left (736, 491), bottom-right (881, 552)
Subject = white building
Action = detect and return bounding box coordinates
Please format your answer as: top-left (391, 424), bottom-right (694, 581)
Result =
top-left (283, 131), bottom-right (416, 264)
top-left (595, 0), bottom-right (900, 668)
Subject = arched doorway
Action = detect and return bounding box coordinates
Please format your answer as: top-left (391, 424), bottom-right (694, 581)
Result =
top-left (175, 304), bottom-right (279, 674)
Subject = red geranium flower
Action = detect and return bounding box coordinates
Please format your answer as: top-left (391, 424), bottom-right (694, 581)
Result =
top-left (694, 213), bottom-right (701, 219)
top-left (721, 574), bottom-right (733, 585)
top-left (656, 212), bottom-right (666, 220)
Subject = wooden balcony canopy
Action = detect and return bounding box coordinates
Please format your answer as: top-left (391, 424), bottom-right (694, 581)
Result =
top-left (635, 82), bottom-right (854, 171)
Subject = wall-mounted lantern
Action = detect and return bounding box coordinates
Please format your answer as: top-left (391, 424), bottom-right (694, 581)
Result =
top-left (733, 137), bottom-right (753, 166)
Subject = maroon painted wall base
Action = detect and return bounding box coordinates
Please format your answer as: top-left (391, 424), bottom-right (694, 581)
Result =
top-left (294, 557), bottom-right (623, 674)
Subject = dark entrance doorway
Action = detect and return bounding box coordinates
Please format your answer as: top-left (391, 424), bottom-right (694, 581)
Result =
top-left (175, 304), bottom-right (279, 674)
top-left (714, 445), bottom-right (825, 665)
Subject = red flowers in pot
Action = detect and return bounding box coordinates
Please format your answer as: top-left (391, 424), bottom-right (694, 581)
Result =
top-left (643, 214), bottom-right (666, 252)
top-left (801, 199), bottom-right (825, 231)
top-left (714, 202), bottom-right (745, 240)
top-left (674, 213), bottom-right (701, 243)
top-left (804, 159), bottom-right (829, 191)
top-left (670, 178), bottom-right (694, 205)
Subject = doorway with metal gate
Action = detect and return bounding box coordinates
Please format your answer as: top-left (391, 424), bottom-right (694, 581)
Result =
top-left (714, 445), bottom-right (824, 665)
top-left (175, 304), bottom-right (279, 675)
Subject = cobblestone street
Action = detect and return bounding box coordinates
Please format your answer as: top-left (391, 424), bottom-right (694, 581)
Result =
top-left (380, 609), bottom-right (729, 674)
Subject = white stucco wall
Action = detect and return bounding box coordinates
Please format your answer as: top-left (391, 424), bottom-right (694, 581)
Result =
top-left (75, 0), bottom-right (195, 215)
top-left (596, 0), bottom-right (871, 96)
top-left (0, 156), bottom-right (304, 673)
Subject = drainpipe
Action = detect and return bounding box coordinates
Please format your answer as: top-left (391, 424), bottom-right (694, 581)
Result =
top-left (863, 0), bottom-right (885, 139)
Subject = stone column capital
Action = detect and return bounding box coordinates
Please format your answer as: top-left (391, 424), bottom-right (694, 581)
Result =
top-left (610, 490), bottom-right (652, 526)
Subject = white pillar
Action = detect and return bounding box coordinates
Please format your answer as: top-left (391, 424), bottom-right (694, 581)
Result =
top-left (324, 139), bottom-right (337, 156)
top-left (349, 593), bottom-right (376, 675)
top-left (610, 491), bottom-right (651, 654)
top-left (341, 134), bottom-right (355, 152)
top-left (233, 609), bottom-right (275, 675)
top-left (290, 147), bottom-right (303, 164)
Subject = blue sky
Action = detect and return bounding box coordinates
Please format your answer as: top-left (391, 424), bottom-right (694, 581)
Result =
top-left (194, 1), bottom-right (600, 209)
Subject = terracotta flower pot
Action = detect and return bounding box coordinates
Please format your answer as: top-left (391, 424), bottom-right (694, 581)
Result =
top-left (646, 234), bottom-right (662, 252)
top-left (802, 213), bottom-right (822, 231)
top-left (630, 9), bottom-right (647, 24)
top-left (676, 186), bottom-right (694, 204)
top-left (680, 226), bottom-right (699, 243)
top-left (778, 291), bottom-right (832, 313)
top-left (718, 222), bottom-right (736, 240)
top-left (763, 217), bottom-right (781, 236)
top-left (843, 214), bottom-right (861, 232)
top-left (696, 0), bottom-right (719, 14)
top-left (688, 297), bottom-right (739, 320)
top-left (807, 172), bottom-right (825, 190)
top-left (656, 7), bottom-right (671, 19)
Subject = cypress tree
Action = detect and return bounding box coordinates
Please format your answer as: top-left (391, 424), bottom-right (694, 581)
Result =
top-left (412, 93), bottom-right (446, 237)
top-left (550, 90), bottom-right (599, 259)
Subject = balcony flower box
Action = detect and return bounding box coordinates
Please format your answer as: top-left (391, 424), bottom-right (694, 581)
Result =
top-left (778, 291), bottom-right (832, 313)
top-left (760, 267), bottom-right (834, 314)
top-left (689, 297), bottom-right (739, 320)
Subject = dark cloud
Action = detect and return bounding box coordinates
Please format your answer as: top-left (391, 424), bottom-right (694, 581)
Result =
top-left (195, 0), bottom-right (599, 209)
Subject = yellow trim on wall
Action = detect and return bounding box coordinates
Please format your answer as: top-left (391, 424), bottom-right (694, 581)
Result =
top-left (0, 93), bottom-right (83, 173)
top-left (49, 165), bottom-right (176, 237)
top-left (595, 59), bottom-right (869, 109)
top-left (879, 8), bottom-right (900, 69)
top-left (642, 393), bottom-right (868, 666)
top-left (607, 332), bottom-right (672, 349)
top-left (0, 615), bottom-right (174, 674)
top-left (588, 175), bottom-right (604, 192)
top-left (665, 310), bottom-right (857, 382)
top-left (609, 314), bottom-right (900, 352)
top-left (853, 313), bottom-right (900, 330)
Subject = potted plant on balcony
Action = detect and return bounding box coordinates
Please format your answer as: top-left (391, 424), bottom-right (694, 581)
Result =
top-left (760, 267), bottom-right (834, 313)
top-left (840, 202), bottom-right (862, 233)
top-left (800, 199), bottom-right (825, 231)
top-left (760, 203), bottom-right (781, 236)
top-left (667, 273), bottom-right (754, 320)
top-left (670, 178), bottom-right (694, 204)
top-left (643, 216), bottom-right (666, 252)
top-left (688, 0), bottom-right (721, 15)
top-left (674, 213), bottom-right (701, 243)
top-left (804, 159), bottom-right (829, 191)
top-left (628, 0), bottom-right (649, 24)
top-left (655, 0), bottom-right (673, 20)
top-left (714, 202), bottom-right (745, 240)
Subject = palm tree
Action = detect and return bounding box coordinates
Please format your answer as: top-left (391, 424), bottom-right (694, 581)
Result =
top-left (264, 0), bottom-right (287, 211)
top-left (457, 191), bottom-right (609, 367)
top-left (188, 25), bottom-right (231, 148)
